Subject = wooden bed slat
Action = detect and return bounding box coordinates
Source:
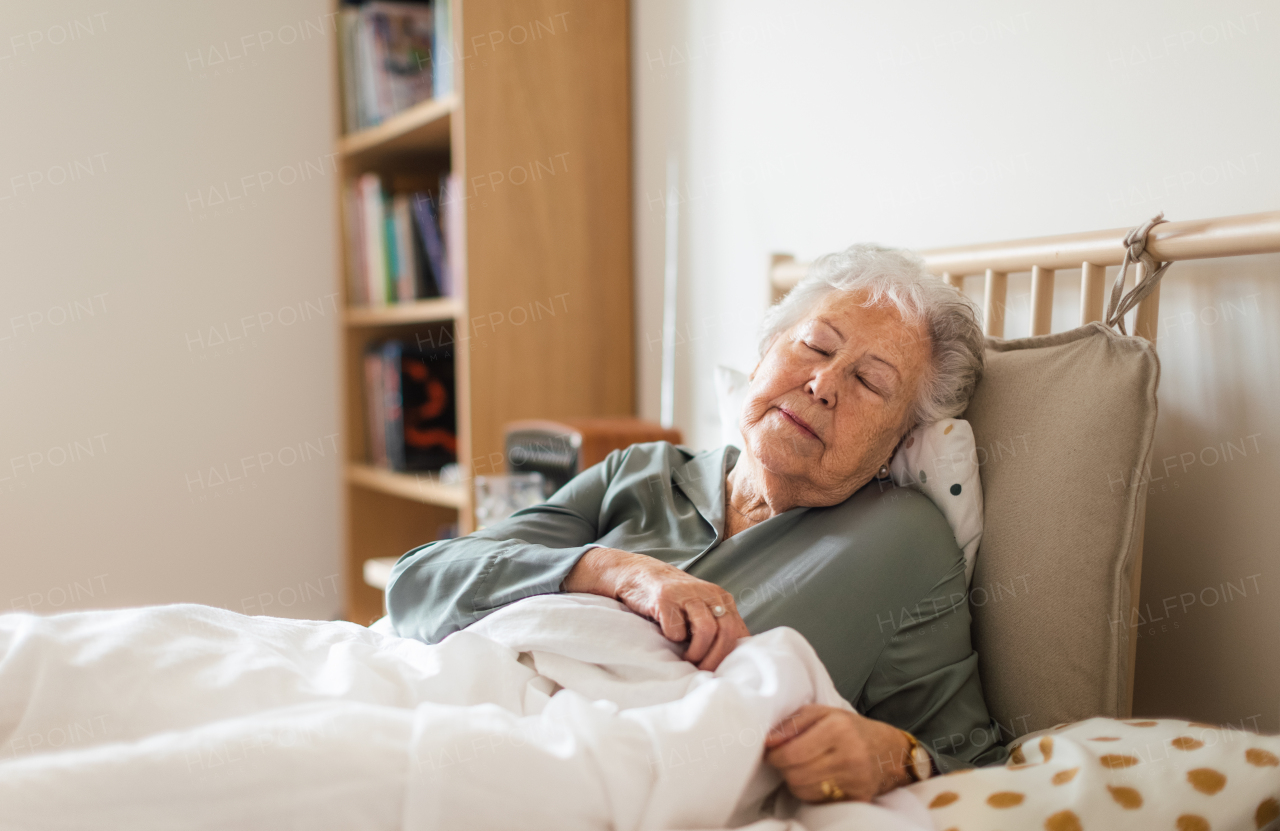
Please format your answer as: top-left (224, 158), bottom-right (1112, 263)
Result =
top-left (983, 270), bottom-right (1008, 338)
top-left (1080, 262), bottom-right (1106, 326)
top-left (1030, 266), bottom-right (1055, 336)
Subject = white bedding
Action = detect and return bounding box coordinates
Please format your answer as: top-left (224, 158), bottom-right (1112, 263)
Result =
top-left (0, 595), bottom-right (930, 831)
top-left (10, 598), bottom-right (1270, 830)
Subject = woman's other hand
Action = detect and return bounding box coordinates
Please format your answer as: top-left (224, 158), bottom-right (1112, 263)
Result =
top-left (764, 705), bottom-right (914, 802)
top-left (562, 547), bottom-right (750, 671)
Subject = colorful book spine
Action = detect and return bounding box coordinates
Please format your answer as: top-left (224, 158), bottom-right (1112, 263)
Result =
top-left (354, 11), bottom-right (381, 129)
top-left (381, 340), bottom-right (406, 470)
top-left (400, 341), bottom-right (457, 471)
top-left (409, 201), bottom-right (440, 299)
top-left (433, 0), bottom-right (453, 99)
top-left (369, 12), bottom-right (394, 122)
top-left (357, 173), bottom-right (388, 305)
top-left (338, 10), bottom-right (360, 134)
top-left (382, 207), bottom-right (398, 303)
top-left (363, 348), bottom-right (388, 467)
top-left (391, 195), bottom-right (417, 303)
top-left (411, 191), bottom-right (450, 298)
top-left (342, 181), bottom-right (366, 305)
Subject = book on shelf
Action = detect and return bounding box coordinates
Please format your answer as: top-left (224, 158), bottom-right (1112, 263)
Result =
top-left (432, 0), bottom-right (453, 100)
top-left (338, 0), bottom-right (454, 134)
top-left (363, 339), bottom-right (457, 472)
top-left (345, 173), bottom-right (452, 307)
top-left (356, 173), bottom-right (388, 305)
top-left (410, 186), bottom-right (450, 298)
top-left (362, 349), bottom-right (388, 467)
top-left (390, 195), bottom-right (415, 303)
top-left (380, 341), bottom-right (406, 469)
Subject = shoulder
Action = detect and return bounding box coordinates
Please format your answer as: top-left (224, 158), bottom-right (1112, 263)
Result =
top-left (817, 480), bottom-right (963, 582)
top-left (579, 441), bottom-right (691, 495)
top-left (601, 440), bottom-right (701, 475)
top-left (593, 442), bottom-right (734, 507)
top-left (612, 439), bottom-right (695, 462)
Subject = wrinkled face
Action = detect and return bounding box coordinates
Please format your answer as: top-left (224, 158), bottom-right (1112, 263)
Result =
top-left (741, 290), bottom-right (932, 506)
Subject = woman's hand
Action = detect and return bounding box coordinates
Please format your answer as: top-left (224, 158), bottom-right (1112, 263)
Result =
top-left (765, 705), bottom-right (914, 802)
top-left (561, 547), bottom-right (751, 671)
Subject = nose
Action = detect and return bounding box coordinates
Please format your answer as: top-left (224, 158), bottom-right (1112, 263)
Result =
top-left (805, 371), bottom-right (836, 407)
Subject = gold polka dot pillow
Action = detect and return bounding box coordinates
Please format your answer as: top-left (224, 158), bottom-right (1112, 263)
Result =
top-left (908, 717), bottom-right (1280, 830)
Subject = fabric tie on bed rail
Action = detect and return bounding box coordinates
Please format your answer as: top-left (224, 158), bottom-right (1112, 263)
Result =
top-left (1105, 211), bottom-right (1175, 335)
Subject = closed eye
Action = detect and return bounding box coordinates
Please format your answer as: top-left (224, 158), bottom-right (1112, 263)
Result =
top-left (804, 341), bottom-right (830, 356)
top-left (857, 374), bottom-right (884, 397)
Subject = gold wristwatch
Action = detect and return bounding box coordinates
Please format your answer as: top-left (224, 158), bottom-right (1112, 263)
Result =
top-left (899, 729), bottom-right (935, 782)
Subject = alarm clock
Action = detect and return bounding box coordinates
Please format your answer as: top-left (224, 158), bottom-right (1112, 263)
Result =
top-left (504, 418), bottom-right (683, 495)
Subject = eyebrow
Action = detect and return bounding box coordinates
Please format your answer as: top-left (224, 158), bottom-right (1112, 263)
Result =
top-left (815, 316), bottom-right (845, 341)
top-left (814, 316), bottom-right (902, 378)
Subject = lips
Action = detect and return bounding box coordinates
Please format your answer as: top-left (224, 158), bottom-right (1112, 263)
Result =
top-left (776, 407), bottom-right (819, 441)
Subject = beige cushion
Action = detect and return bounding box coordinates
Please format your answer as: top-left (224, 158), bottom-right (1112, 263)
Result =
top-left (963, 322), bottom-right (1159, 736)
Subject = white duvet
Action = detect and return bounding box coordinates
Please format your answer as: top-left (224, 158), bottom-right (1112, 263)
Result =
top-left (0, 595), bottom-right (931, 831)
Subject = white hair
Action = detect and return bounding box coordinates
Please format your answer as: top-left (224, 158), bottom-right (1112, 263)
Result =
top-left (759, 243), bottom-right (985, 428)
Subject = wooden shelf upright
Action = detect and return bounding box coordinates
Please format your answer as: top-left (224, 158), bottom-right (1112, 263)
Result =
top-left (332, 1), bottom-right (635, 624)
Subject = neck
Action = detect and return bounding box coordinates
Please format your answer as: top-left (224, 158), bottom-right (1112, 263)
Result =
top-left (726, 446), bottom-right (800, 521)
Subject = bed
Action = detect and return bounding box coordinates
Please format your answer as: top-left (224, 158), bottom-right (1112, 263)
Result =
top-left (3, 211), bottom-right (1278, 830)
top-left (771, 209), bottom-right (1280, 735)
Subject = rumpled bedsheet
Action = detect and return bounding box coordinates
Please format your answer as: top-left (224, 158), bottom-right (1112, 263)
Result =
top-left (12, 597), bottom-right (1265, 830)
top-left (0, 595), bottom-right (931, 830)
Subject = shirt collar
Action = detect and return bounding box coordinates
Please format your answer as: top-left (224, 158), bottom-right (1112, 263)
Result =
top-left (672, 444), bottom-right (739, 542)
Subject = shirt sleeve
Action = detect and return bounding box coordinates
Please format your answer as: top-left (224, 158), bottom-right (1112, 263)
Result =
top-left (386, 450), bottom-right (624, 644)
top-left (857, 558), bottom-right (1010, 773)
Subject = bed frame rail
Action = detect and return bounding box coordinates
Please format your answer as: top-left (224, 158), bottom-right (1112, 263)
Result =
top-left (769, 209), bottom-right (1280, 343)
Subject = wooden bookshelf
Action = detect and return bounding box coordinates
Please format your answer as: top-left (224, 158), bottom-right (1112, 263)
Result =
top-left (345, 298), bottom-right (464, 326)
top-left (333, 0), bottom-right (634, 625)
top-left (338, 93), bottom-right (457, 167)
top-left (346, 464), bottom-right (465, 509)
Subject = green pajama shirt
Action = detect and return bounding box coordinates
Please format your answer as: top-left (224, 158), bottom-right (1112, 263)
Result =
top-left (387, 441), bottom-right (1009, 771)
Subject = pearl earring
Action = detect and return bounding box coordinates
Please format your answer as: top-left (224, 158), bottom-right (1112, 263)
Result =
top-left (877, 464), bottom-right (890, 480)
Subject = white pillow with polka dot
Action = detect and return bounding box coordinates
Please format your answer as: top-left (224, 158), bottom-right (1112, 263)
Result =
top-left (715, 366), bottom-right (984, 585)
top-left (888, 418), bottom-right (984, 585)
top-left (907, 717), bottom-right (1280, 831)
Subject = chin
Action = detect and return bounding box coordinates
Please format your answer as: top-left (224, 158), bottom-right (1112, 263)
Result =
top-left (743, 427), bottom-right (813, 474)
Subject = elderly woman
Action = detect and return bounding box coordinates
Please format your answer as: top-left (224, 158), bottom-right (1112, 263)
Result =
top-left (387, 244), bottom-right (1007, 802)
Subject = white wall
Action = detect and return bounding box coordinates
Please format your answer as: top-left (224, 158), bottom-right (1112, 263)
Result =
top-left (1, 1), bottom-right (342, 619)
top-left (634, 0), bottom-right (1279, 730)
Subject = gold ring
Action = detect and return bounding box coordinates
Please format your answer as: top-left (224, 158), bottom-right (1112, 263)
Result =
top-left (820, 779), bottom-right (845, 801)
top-left (711, 604), bottom-right (726, 617)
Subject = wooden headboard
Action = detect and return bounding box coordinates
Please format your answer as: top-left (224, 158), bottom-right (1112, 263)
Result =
top-left (768, 210), bottom-right (1280, 346)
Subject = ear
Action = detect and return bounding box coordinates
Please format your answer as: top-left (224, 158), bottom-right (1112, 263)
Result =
top-left (889, 423), bottom-right (916, 461)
